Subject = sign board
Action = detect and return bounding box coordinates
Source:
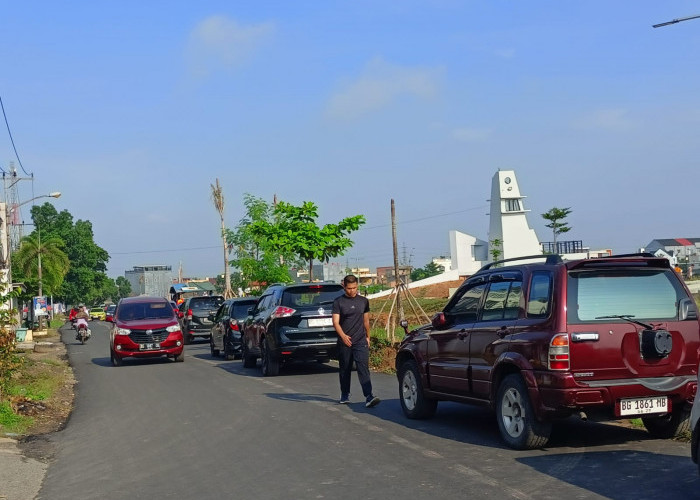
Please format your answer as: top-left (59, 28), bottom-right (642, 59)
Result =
top-left (33, 296), bottom-right (48, 317)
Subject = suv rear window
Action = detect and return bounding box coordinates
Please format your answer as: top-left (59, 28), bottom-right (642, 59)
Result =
top-left (232, 301), bottom-right (257, 318)
top-left (281, 285), bottom-right (344, 308)
top-left (190, 297), bottom-right (224, 310)
top-left (567, 269), bottom-right (682, 323)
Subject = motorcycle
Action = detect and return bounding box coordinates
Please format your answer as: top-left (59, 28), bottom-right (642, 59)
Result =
top-left (75, 318), bottom-right (91, 344)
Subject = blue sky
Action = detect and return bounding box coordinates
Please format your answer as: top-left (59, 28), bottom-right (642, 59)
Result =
top-left (1, 1), bottom-right (700, 278)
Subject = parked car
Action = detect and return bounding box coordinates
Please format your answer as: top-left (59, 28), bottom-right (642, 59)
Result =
top-left (110, 296), bottom-right (184, 366)
top-left (89, 307), bottom-right (106, 321)
top-left (690, 368), bottom-right (700, 474)
top-left (104, 304), bottom-right (116, 322)
top-left (396, 253), bottom-right (700, 449)
top-left (242, 283), bottom-right (345, 376)
top-left (210, 297), bottom-right (259, 360)
top-left (178, 295), bottom-right (225, 344)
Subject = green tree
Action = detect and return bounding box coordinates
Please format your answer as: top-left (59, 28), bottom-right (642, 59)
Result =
top-left (489, 238), bottom-right (503, 263)
top-left (410, 261), bottom-right (443, 282)
top-left (115, 276), bottom-right (131, 299)
top-left (11, 233), bottom-right (70, 297)
top-left (541, 207), bottom-right (572, 253)
top-left (250, 201), bottom-right (365, 281)
top-left (224, 194), bottom-right (293, 293)
top-left (29, 203), bottom-right (111, 305)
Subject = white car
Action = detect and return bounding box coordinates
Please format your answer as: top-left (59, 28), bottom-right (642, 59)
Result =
top-left (691, 371), bottom-right (700, 474)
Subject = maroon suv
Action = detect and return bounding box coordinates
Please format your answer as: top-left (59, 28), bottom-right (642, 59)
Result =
top-left (396, 254), bottom-right (700, 449)
top-left (110, 296), bottom-right (185, 366)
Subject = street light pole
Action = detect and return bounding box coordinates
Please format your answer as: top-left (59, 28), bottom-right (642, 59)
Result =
top-left (7, 192), bottom-right (61, 331)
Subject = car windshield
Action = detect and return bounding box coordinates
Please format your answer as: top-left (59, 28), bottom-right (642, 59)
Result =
top-left (567, 269), bottom-right (682, 323)
top-left (90, 308), bottom-right (102, 313)
top-left (190, 297), bottom-right (224, 310)
top-left (281, 285), bottom-right (344, 308)
top-left (106, 305), bottom-right (116, 313)
top-left (117, 302), bottom-right (174, 321)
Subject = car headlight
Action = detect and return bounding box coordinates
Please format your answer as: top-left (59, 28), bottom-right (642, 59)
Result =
top-left (166, 325), bottom-right (181, 333)
top-left (116, 328), bottom-right (131, 336)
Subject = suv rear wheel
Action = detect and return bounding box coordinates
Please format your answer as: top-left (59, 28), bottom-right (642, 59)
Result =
top-left (496, 374), bottom-right (551, 450)
top-left (398, 360), bottom-right (437, 419)
top-left (642, 406), bottom-right (691, 439)
top-left (260, 338), bottom-right (279, 376)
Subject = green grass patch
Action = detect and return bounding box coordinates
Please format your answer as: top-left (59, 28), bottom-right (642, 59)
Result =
top-left (0, 400), bottom-right (33, 434)
top-left (6, 359), bottom-right (65, 401)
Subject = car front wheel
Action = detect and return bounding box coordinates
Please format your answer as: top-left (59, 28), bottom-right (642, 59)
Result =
top-left (241, 336), bottom-right (256, 368)
top-left (496, 374), bottom-right (551, 450)
top-left (398, 359), bottom-right (437, 419)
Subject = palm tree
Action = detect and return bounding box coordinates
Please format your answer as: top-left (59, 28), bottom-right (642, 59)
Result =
top-left (12, 233), bottom-right (70, 296)
top-left (211, 179), bottom-right (233, 298)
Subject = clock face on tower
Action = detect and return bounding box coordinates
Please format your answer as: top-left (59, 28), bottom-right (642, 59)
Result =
top-left (504, 177), bottom-right (511, 185)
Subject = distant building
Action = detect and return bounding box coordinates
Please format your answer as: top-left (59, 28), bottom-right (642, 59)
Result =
top-left (125, 265), bottom-right (173, 298)
top-left (644, 238), bottom-right (700, 266)
top-left (376, 265), bottom-right (412, 287)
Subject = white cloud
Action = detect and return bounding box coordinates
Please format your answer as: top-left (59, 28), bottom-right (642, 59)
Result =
top-left (185, 15), bottom-right (275, 78)
top-left (451, 127), bottom-right (492, 142)
top-left (572, 108), bottom-right (635, 131)
top-left (326, 58), bottom-right (442, 119)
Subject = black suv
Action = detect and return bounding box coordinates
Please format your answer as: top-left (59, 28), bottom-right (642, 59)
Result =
top-left (179, 295), bottom-right (224, 344)
top-left (210, 297), bottom-right (259, 360)
top-left (241, 283), bottom-right (345, 376)
top-left (396, 254), bottom-right (700, 449)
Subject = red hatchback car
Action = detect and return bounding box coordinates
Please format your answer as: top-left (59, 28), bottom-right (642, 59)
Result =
top-left (110, 296), bottom-right (185, 366)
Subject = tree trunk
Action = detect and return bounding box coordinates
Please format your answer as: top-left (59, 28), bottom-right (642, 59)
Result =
top-left (221, 218), bottom-right (233, 298)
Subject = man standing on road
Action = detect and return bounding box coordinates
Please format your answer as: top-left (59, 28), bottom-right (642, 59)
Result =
top-left (332, 275), bottom-right (380, 408)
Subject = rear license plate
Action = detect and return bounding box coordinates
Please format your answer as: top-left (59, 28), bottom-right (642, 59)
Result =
top-left (620, 396), bottom-right (668, 416)
top-left (139, 343), bottom-right (161, 351)
top-left (308, 318), bottom-right (333, 327)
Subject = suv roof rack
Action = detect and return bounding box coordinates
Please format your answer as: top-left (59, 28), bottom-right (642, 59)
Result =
top-left (478, 254), bottom-right (562, 272)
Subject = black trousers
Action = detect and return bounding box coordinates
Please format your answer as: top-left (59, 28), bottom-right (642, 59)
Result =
top-left (338, 340), bottom-right (373, 398)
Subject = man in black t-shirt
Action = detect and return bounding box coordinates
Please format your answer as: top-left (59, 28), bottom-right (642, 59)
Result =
top-left (332, 275), bottom-right (380, 408)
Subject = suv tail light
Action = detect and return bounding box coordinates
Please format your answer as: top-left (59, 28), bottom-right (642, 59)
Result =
top-left (187, 308), bottom-right (193, 321)
top-left (229, 319), bottom-right (239, 331)
top-left (548, 333), bottom-right (570, 370)
top-left (270, 306), bottom-right (296, 319)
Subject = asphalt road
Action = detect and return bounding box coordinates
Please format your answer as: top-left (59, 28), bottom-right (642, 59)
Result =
top-left (38, 322), bottom-right (700, 499)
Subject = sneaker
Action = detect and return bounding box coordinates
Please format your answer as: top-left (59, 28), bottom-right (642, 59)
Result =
top-left (339, 394), bottom-right (350, 404)
top-left (365, 396), bottom-right (380, 408)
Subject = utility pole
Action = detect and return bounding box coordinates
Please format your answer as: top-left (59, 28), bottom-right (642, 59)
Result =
top-left (391, 199), bottom-right (404, 323)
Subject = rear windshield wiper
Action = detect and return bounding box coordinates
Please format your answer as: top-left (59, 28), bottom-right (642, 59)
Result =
top-left (595, 314), bottom-right (653, 329)
top-left (318, 300), bottom-right (336, 305)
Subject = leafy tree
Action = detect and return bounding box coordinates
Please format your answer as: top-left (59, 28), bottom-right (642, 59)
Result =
top-left (489, 238), bottom-right (503, 263)
top-left (224, 194), bottom-right (293, 293)
top-left (211, 179), bottom-right (234, 299)
top-left (11, 233), bottom-right (70, 297)
top-left (250, 201), bottom-right (365, 281)
top-left (29, 203), bottom-right (111, 305)
top-left (115, 276), bottom-right (131, 299)
top-left (410, 261), bottom-right (443, 282)
top-left (541, 207), bottom-right (572, 253)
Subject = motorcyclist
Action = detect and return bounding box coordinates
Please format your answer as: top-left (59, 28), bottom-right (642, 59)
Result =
top-left (74, 304), bottom-right (91, 339)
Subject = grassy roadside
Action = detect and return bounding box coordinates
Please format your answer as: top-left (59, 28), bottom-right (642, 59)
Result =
top-left (0, 322), bottom-right (75, 437)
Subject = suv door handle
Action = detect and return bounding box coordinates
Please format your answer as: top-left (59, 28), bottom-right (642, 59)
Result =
top-left (497, 327), bottom-right (509, 338)
top-left (457, 330), bottom-right (468, 340)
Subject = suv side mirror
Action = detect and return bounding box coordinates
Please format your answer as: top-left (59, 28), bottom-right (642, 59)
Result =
top-left (431, 312), bottom-right (447, 329)
top-left (247, 307), bottom-right (254, 315)
top-left (208, 313), bottom-right (215, 321)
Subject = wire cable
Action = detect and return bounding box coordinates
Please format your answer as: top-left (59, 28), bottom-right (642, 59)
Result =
top-left (0, 95), bottom-right (30, 176)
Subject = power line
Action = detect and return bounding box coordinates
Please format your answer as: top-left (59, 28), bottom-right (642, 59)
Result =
top-left (362, 204), bottom-right (488, 230)
top-left (0, 95), bottom-right (30, 176)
